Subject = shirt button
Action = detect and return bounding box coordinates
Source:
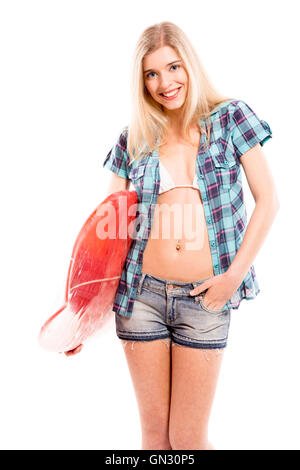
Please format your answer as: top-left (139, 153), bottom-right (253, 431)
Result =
top-left (203, 195), bottom-right (207, 201)
top-left (207, 217), bottom-right (212, 224)
top-left (211, 241), bottom-right (215, 247)
top-left (214, 264), bottom-right (219, 270)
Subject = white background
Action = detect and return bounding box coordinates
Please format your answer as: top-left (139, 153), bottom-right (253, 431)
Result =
top-left (1, 0), bottom-right (299, 450)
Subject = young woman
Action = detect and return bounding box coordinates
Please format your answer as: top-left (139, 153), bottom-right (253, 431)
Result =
top-left (65, 22), bottom-right (279, 450)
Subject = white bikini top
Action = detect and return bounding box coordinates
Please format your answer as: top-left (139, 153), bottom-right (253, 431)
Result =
top-left (159, 160), bottom-right (199, 195)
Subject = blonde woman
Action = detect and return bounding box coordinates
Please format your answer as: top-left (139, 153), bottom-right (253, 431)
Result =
top-left (66, 22), bottom-right (279, 450)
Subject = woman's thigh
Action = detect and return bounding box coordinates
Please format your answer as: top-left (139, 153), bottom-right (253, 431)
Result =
top-left (120, 337), bottom-right (172, 446)
top-left (169, 345), bottom-right (224, 450)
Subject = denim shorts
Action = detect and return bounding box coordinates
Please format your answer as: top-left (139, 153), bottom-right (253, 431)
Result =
top-left (115, 272), bottom-right (231, 349)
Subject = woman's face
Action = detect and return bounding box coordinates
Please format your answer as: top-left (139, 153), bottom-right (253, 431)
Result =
top-left (143, 46), bottom-right (188, 111)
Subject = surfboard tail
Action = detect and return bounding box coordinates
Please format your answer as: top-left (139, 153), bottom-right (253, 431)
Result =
top-left (38, 304), bottom-right (81, 352)
top-left (38, 300), bottom-right (114, 353)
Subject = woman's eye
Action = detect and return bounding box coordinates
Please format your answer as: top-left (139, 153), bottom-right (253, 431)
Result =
top-left (145, 64), bottom-right (180, 79)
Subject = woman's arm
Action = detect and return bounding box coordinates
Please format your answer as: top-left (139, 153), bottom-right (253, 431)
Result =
top-left (225, 143), bottom-right (280, 284)
top-left (105, 172), bottom-right (131, 196)
top-left (190, 143), bottom-right (279, 311)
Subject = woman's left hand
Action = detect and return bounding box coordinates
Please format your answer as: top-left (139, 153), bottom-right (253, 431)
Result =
top-left (189, 272), bottom-right (242, 311)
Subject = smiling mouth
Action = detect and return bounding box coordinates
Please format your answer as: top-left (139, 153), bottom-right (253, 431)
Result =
top-left (159, 87), bottom-right (182, 98)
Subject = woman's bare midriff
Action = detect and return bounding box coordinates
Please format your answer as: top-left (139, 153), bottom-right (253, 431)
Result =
top-left (142, 127), bottom-right (214, 282)
top-left (142, 187), bottom-right (214, 282)
top-left (142, 126), bottom-right (214, 282)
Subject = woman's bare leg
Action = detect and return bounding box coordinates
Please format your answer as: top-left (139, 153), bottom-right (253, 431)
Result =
top-left (120, 338), bottom-right (172, 450)
top-left (169, 344), bottom-right (224, 450)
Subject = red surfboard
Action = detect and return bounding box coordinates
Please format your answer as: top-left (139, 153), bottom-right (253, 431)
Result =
top-left (38, 190), bottom-right (138, 353)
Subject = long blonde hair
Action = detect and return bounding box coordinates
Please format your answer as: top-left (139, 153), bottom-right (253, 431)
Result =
top-left (127, 21), bottom-right (233, 165)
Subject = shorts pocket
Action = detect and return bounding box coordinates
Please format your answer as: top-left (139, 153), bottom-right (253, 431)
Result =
top-left (141, 284), bottom-right (164, 297)
top-left (199, 296), bottom-right (224, 314)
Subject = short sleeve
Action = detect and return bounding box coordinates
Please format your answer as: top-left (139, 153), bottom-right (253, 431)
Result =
top-left (230, 100), bottom-right (273, 159)
top-left (102, 127), bottom-right (129, 179)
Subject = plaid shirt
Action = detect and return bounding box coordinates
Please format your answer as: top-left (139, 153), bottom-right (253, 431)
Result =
top-left (102, 99), bottom-right (273, 317)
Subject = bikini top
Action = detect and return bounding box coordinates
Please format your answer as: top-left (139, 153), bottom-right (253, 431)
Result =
top-left (159, 160), bottom-right (199, 195)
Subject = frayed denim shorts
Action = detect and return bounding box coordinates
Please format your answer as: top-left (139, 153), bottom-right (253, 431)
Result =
top-left (115, 272), bottom-right (231, 350)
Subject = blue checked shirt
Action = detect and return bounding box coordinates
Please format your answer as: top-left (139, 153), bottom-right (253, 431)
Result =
top-left (102, 99), bottom-right (273, 317)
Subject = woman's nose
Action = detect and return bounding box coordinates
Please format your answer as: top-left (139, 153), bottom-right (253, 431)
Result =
top-left (158, 72), bottom-right (172, 91)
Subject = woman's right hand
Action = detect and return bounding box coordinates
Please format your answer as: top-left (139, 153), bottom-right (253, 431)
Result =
top-left (63, 344), bottom-right (83, 357)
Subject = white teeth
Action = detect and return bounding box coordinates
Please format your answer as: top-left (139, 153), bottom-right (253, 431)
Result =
top-left (162, 88), bottom-right (180, 97)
